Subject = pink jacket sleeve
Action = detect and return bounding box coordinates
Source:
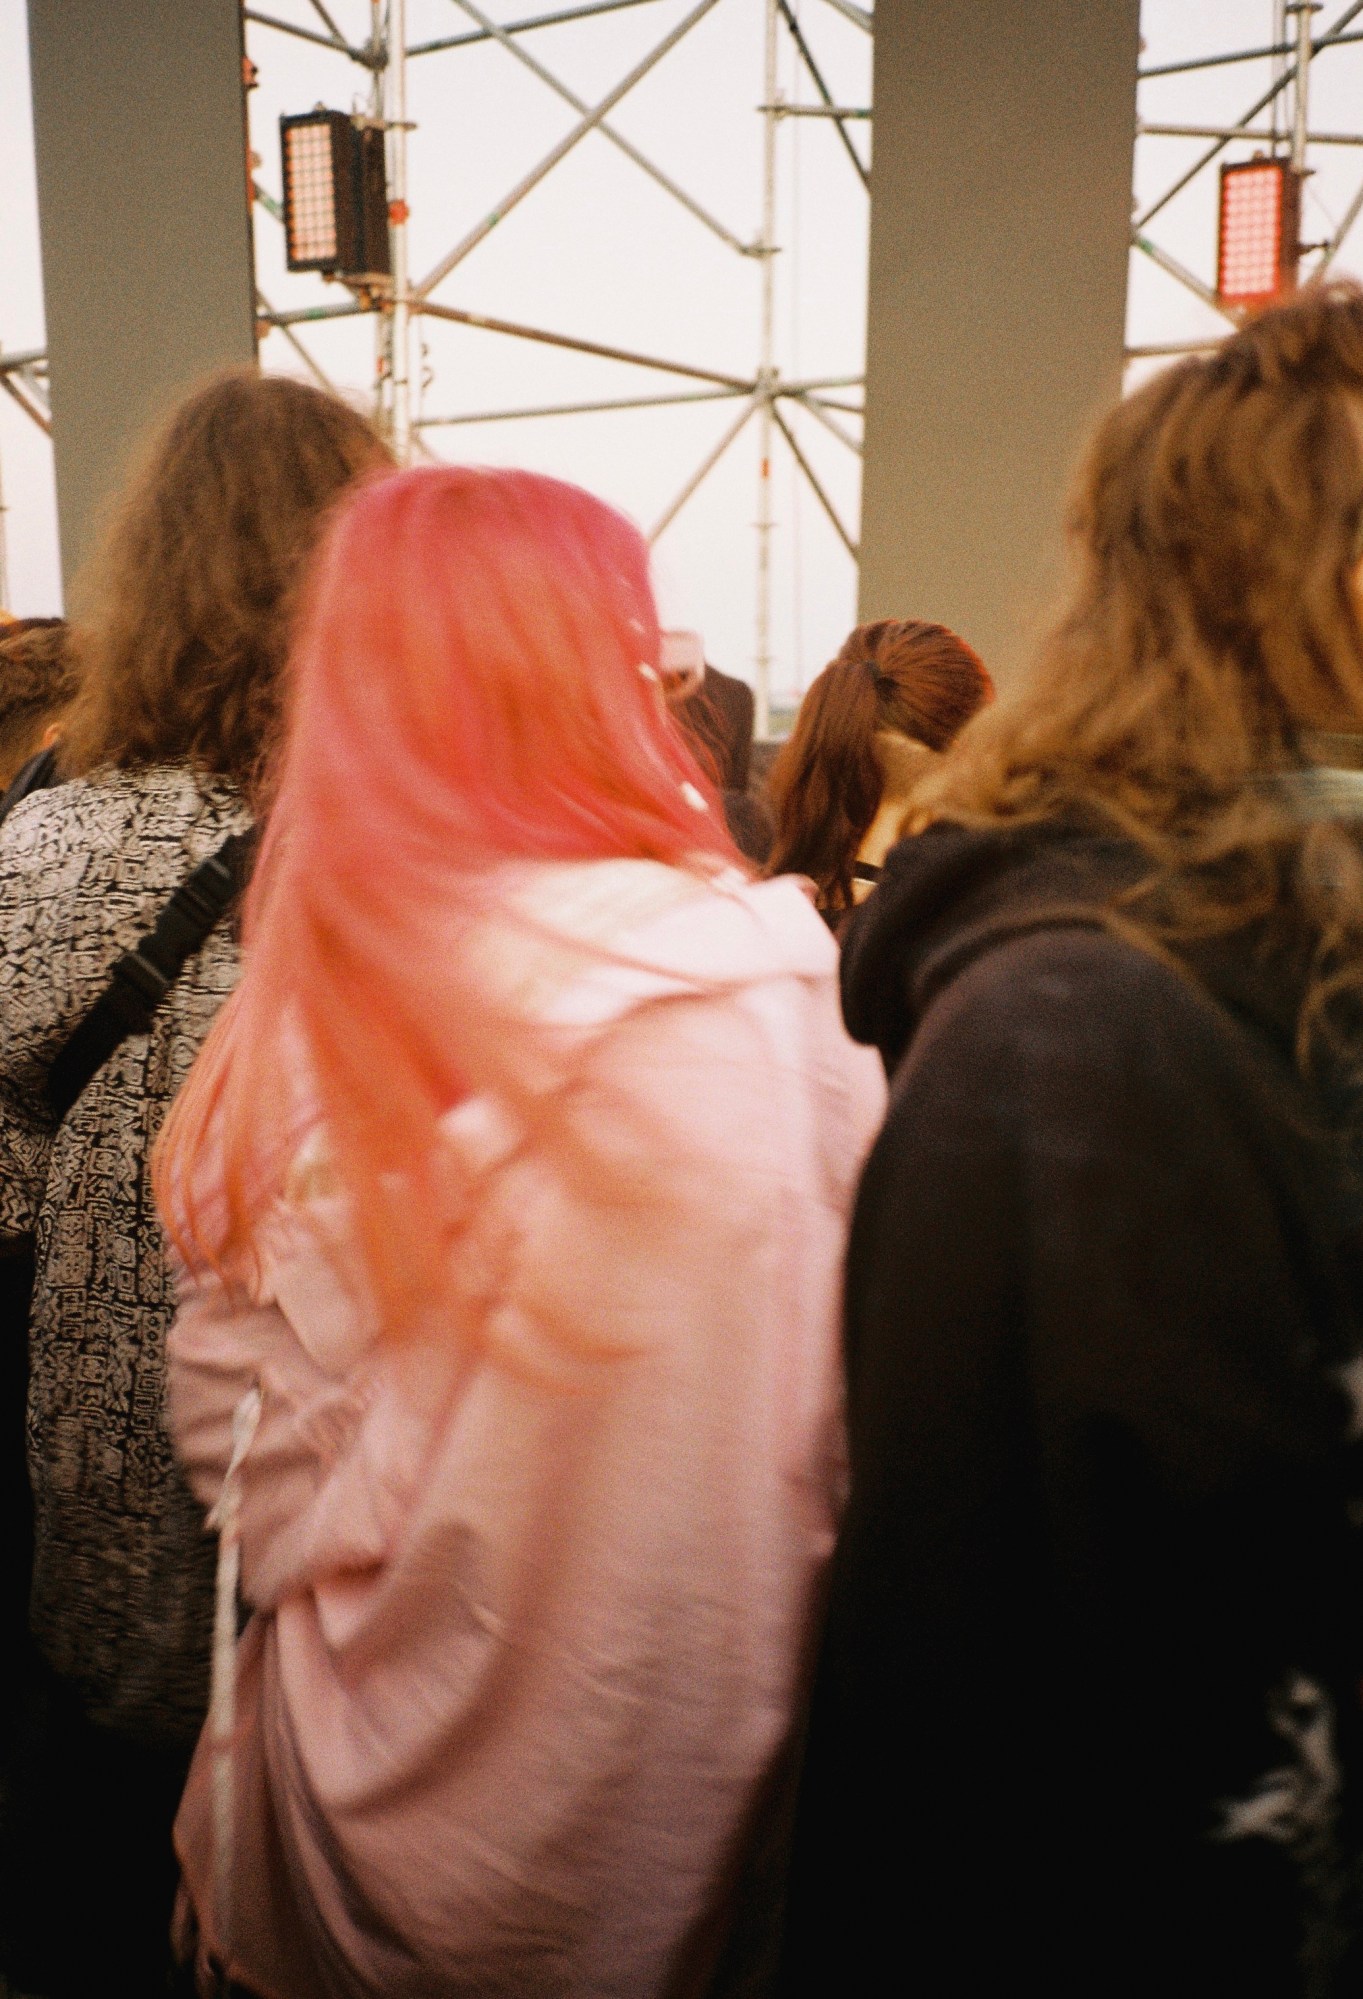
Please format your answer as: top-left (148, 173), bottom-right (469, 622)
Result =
top-left (168, 1282), bottom-right (376, 1610)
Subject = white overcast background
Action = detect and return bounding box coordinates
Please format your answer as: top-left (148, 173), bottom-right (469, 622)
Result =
top-left (4, 2), bottom-right (1363, 706)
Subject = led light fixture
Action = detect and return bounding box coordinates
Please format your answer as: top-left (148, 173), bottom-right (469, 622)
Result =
top-left (1217, 159), bottom-right (1300, 310)
top-left (281, 110), bottom-right (391, 278)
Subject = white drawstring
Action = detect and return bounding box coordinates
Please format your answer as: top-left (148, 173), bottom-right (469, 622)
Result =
top-left (205, 1383), bottom-right (262, 1946)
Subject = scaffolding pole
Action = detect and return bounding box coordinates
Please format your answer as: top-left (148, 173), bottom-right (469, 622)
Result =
top-left (1292, 3), bottom-right (1317, 177)
top-left (370, 0), bottom-right (388, 425)
top-left (388, 0), bottom-right (413, 461)
top-left (1273, 0), bottom-right (1289, 146)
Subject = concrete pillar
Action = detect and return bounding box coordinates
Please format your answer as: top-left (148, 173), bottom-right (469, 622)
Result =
top-left (859, 0), bottom-right (1140, 689)
top-left (26, 0), bottom-right (257, 593)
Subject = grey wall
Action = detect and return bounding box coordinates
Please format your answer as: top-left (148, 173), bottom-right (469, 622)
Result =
top-left (859, 0), bottom-right (1140, 690)
top-left (27, 0), bottom-right (257, 593)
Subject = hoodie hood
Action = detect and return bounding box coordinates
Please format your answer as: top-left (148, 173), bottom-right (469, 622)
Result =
top-left (839, 820), bottom-right (1146, 1073)
top-left (841, 815), bottom-right (1363, 1362)
top-left (839, 814), bottom-right (1340, 1098)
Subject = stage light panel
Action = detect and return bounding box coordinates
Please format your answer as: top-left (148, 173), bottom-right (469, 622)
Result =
top-left (1217, 159), bottom-right (1300, 309)
top-left (282, 112), bottom-right (346, 271)
top-left (281, 111), bottom-right (391, 279)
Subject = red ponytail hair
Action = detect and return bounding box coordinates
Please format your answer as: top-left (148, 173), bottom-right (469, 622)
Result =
top-left (767, 618), bottom-right (992, 913)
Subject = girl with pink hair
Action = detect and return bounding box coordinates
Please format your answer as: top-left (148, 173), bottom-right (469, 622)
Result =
top-left (155, 466), bottom-right (885, 1997)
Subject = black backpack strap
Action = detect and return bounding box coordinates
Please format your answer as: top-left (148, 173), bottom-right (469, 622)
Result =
top-left (0, 744), bottom-right (60, 833)
top-left (45, 827), bottom-right (257, 1123)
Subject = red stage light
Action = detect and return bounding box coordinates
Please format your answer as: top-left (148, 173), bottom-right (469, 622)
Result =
top-left (1217, 159), bottom-right (1300, 309)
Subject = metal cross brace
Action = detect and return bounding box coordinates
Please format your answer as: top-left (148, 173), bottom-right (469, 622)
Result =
top-left (786, 388), bottom-right (862, 454)
top-left (771, 402), bottom-right (857, 557)
top-left (1316, 171), bottom-right (1363, 269)
top-left (415, 0), bottom-right (727, 297)
top-left (305, 0), bottom-right (351, 47)
top-left (410, 0), bottom-right (666, 60)
top-left (256, 286), bottom-right (345, 394)
top-left (776, 0), bottom-right (869, 189)
top-left (1131, 233), bottom-right (1241, 326)
top-left (648, 394), bottom-right (758, 542)
top-left (818, 0), bottom-right (870, 31)
top-left (0, 372), bottom-right (51, 437)
top-left (243, 8), bottom-right (367, 61)
top-left (448, 0), bottom-right (754, 254)
top-left (419, 384), bottom-right (751, 424)
top-left (417, 295), bottom-right (752, 387)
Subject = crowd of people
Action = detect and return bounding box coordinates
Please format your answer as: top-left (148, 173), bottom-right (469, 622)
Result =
top-left (1, 279), bottom-right (1363, 1998)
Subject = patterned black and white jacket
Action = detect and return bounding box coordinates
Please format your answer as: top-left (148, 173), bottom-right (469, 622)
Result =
top-left (0, 764), bottom-right (249, 1745)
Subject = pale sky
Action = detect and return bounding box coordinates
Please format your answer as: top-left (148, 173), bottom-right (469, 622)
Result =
top-left (5, 2), bottom-right (1363, 704)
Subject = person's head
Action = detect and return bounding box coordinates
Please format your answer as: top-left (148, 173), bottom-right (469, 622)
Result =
top-left (670, 654), bottom-right (756, 795)
top-left (766, 618), bottom-right (992, 912)
top-left (913, 279), bottom-right (1363, 1097)
top-left (156, 464), bottom-right (738, 1326)
top-left (923, 281), bottom-right (1363, 833)
top-left (0, 617), bottom-right (73, 788)
top-left (59, 370), bottom-right (390, 800)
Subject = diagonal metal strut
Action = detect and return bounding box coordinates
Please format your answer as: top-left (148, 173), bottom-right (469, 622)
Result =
top-left (304, 0), bottom-right (351, 47)
top-left (243, 9), bottom-right (364, 59)
top-left (818, 0), bottom-right (871, 30)
top-left (771, 404), bottom-right (857, 558)
top-left (784, 388), bottom-right (862, 454)
top-left (1132, 233), bottom-right (1241, 326)
top-left (449, 0), bottom-right (753, 254)
top-left (0, 374), bottom-right (51, 437)
top-left (419, 385), bottom-right (751, 425)
top-left (776, 0), bottom-right (869, 190)
top-left (415, 0), bottom-right (726, 297)
top-left (418, 297), bottom-right (752, 387)
top-left (649, 397), bottom-right (759, 543)
top-left (256, 288), bottom-right (343, 394)
top-left (410, 0), bottom-right (664, 58)
top-left (1316, 173), bottom-right (1363, 270)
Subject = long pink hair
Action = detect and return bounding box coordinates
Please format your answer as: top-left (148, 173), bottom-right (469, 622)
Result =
top-left (155, 465), bottom-right (737, 1328)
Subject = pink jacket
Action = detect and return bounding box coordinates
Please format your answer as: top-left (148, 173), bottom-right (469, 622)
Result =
top-left (167, 862), bottom-right (886, 1998)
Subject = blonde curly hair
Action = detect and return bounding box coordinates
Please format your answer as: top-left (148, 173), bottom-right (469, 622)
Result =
top-left (915, 279), bottom-right (1363, 1094)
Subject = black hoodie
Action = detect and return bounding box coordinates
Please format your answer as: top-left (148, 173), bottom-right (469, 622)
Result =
top-left (778, 820), bottom-right (1363, 1999)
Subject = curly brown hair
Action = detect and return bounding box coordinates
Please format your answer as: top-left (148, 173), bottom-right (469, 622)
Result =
top-left (60, 370), bottom-right (390, 796)
top-left (0, 618), bottom-right (73, 783)
top-left (914, 279), bottom-right (1363, 1095)
top-left (767, 618), bottom-right (993, 914)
